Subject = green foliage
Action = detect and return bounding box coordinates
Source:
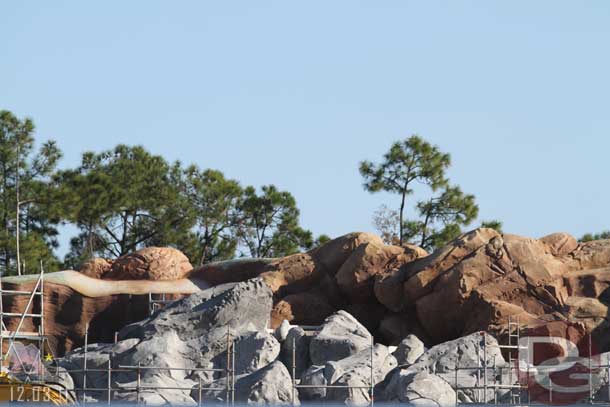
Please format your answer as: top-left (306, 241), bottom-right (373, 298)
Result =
top-left (60, 145), bottom-right (192, 261)
top-left (361, 135), bottom-right (479, 251)
top-left (237, 185), bottom-right (313, 258)
top-left (404, 186), bottom-right (479, 250)
top-left (360, 135), bottom-right (451, 245)
top-left (580, 231), bottom-right (610, 242)
top-left (179, 166), bottom-right (243, 265)
top-left (312, 234), bottom-right (331, 249)
top-left (0, 110), bottom-right (62, 275)
top-left (481, 220), bottom-right (503, 233)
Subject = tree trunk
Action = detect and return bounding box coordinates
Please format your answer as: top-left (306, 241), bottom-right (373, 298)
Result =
top-left (399, 190), bottom-right (406, 245)
top-left (15, 142), bottom-right (20, 275)
top-left (2, 160), bottom-right (10, 275)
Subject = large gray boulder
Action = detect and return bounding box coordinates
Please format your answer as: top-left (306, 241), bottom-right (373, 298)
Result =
top-left (300, 344), bottom-right (397, 404)
top-left (309, 310), bottom-right (373, 365)
top-left (393, 334), bottom-right (425, 366)
top-left (405, 332), bottom-right (509, 403)
top-left (60, 279), bottom-right (276, 404)
top-left (192, 361), bottom-right (298, 405)
top-left (280, 326), bottom-right (311, 378)
top-left (299, 365), bottom-right (328, 400)
top-left (383, 370), bottom-right (456, 406)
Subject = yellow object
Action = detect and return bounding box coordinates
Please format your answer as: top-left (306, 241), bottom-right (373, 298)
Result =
top-left (45, 354), bottom-right (53, 362)
top-left (0, 375), bottom-right (74, 405)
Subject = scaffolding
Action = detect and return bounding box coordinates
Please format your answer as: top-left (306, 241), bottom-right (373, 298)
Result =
top-left (454, 317), bottom-right (610, 406)
top-left (0, 262), bottom-right (49, 382)
top-left (47, 324), bottom-right (237, 405)
top-left (148, 293), bottom-right (173, 316)
top-left (290, 331), bottom-right (376, 406)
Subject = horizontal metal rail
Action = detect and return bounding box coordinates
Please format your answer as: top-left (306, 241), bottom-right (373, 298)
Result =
top-left (295, 384), bottom-right (373, 389)
top-left (1, 312), bottom-right (44, 318)
top-left (0, 289), bottom-right (43, 295)
top-left (118, 365), bottom-right (227, 372)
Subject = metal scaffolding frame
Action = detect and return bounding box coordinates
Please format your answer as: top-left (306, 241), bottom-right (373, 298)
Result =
top-left (454, 317), bottom-right (610, 406)
top-left (290, 332), bottom-right (376, 406)
top-left (0, 262), bottom-right (49, 381)
top-left (4, 267), bottom-right (609, 406)
top-left (47, 324), bottom-right (237, 405)
top-left (147, 292), bottom-right (173, 316)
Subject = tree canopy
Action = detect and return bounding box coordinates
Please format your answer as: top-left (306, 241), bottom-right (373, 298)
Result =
top-left (580, 230), bottom-right (610, 242)
top-left (1, 110), bottom-right (511, 273)
top-left (361, 135), bottom-right (479, 251)
top-left (237, 185), bottom-right (313, 258)
top-left (0, 110), bottom-right (62, 275)
top-left (60, 145), bottom-right (191, 263)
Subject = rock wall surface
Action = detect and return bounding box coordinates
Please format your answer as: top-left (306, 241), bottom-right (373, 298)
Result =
top-left (3, 229), bottom-right (610, 357)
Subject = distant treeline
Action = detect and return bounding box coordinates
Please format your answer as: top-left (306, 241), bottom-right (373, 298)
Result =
top-left (0, 110), bottom-right (328, 275)
top-left (1, 111), bottom-right (605, 276)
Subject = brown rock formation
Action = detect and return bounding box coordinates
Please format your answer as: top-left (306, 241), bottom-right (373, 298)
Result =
top-left (0, 271), bottom-right (206, 356)
top-left (104, 247), bottom-right (193, 280)
top-left (3, 230), bottom-right (610, 357)
top-left (79, 258), bottom-right (113, 279)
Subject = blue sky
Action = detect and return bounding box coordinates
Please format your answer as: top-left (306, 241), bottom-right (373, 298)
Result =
top-left (2, 1), bottom-right (609, 255)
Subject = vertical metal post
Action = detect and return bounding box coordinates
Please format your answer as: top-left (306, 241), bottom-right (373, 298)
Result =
top-left (231, 334), bottom-right (235, 407)
top-left (370, 335), bottom-right (374, 406)
top-left (455, 359), bottom-right (459, 407)
top-left (136, 362), bottom-right (141, 405)
top-left (493, 355), bottom-right (497, 405)
top-left (292, 337), bottom-right (296, 407)
top-left (476, 336), bottom-right (481, 403)
top-left (106, 357), bottom-right (112, 405)
top-left (39, 261), bottom-right (45, 380)
top-left (83, 323), bottom-right (88, 405)
top-left (526, 335), bottom-right (531, 406)
top-left (589, 334), bottom-right (593, 404)
top-left (198, 376), bottom-right (202, 407)
top-left (483, 332), bottom-right (487, 404)
top-left (226, 326), bottom-right (230, 405)
top-left (607, 356), bottom-right (610, 403)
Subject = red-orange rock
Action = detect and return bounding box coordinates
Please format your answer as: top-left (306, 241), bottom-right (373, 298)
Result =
top-left (79, 258), bottom-right (113, 279)
top-left (375, 229), bottom-right (499, 312)
top-left (104, 247), bottom-right (192, 281)
top-left (565, 239), bottom-right (610, 270)
top-left (335, 243), bottom-right (404, 303)
top-left (192, 258), bottom-right (272, 285)
top-left (260, 253), bottom-right (322, 296)
top-left (310, 232), bottom-right (384, 275)
top-left (540, 232), bottom-right (578, 257)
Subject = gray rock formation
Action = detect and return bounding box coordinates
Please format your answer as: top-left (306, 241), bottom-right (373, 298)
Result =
top-left (279, 326), bottom-right (311, 378)
top-left (309, 310), bottom-right (373, 365)
top-left (300, 344), bottom-right (397, 404)
top-left (393, 334), bottom-right (425, 366)
top-left (59, 279), bottom-right (276, 404)
top-left (383, 370), bottom-right (456, 406)
top-left (192, 361), bottom-right (297, 405)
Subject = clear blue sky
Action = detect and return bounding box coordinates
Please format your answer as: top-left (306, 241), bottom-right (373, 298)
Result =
top-left (2, 1), bottom-right (609, 256)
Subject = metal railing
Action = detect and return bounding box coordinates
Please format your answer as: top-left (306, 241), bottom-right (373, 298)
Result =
top-left (290, 332), bottom-right (376, 406)
top-left (39, 324), bottom-right (237, 406)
